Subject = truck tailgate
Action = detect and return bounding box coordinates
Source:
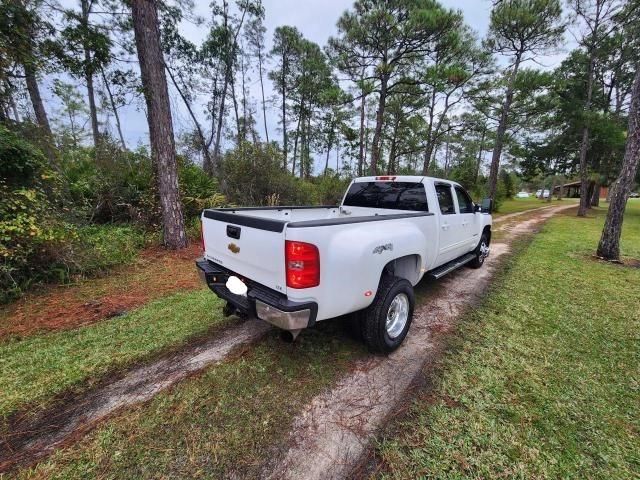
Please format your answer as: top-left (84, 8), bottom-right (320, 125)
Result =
top-left (201, 211), bottom-right (286, 293)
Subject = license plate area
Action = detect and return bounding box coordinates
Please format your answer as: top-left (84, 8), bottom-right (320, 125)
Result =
top-left (207, 271), bottom-right (229, 286)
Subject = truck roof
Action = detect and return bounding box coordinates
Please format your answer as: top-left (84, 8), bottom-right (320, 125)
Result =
top-left (353, 175), bottom-right (461, 186)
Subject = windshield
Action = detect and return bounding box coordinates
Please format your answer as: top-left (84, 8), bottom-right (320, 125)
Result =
top-left (342, 181), bottom-right (429, 212)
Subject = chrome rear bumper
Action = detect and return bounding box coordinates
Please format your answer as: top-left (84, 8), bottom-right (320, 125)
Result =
top-left (195, 258), bottom-right (317, 331)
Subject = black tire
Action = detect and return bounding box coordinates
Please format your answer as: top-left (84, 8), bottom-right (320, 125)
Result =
top-left (355, 275), bottom-right (414, 353)
top-left (469, 232), bottom-right (490, 269)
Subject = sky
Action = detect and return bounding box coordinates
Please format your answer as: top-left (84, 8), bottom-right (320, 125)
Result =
top-left (49, 0), bottom-right (573, 166)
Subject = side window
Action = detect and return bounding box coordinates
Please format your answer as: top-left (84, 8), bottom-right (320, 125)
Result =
top-left (435, 184), bottom-right (455, 215)
top-left (396, 183), bottom-right (429, 211)
top-left (455, 187), bottom-right (474, 214)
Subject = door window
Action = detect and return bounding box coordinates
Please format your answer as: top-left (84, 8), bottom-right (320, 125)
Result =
top-left (455, 187), bottom-right (474, 214)
top-left (435, 184), bottom-right (455, 215)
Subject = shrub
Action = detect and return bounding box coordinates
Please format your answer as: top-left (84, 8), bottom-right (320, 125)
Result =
top-left (179, 157), bottom-right (227, 218)
top-left (60, 142), bottom-right (160, 226)
top-left (221, 142), bottom-right (318, 206)
top-left (70, 225), bottom-right (147, 274)
top-left (0, 125), bottom-right (70, 301)
top-left (312, 172), bottom-right (350, 205)
top-left (0, 128), bottom-right (150, 302)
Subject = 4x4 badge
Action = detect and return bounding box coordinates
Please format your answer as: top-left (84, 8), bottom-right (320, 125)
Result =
top-left (372, 243), bottom-right (393, 254)
top-left (228, 243), bottom-right (240, 254)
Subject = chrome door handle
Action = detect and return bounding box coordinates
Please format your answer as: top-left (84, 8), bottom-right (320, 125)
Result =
top-left (442, 224), bottom-right (450, 230)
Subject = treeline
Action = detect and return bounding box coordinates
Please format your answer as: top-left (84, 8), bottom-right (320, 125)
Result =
top-left (1, 0), bottom-right (639, 299)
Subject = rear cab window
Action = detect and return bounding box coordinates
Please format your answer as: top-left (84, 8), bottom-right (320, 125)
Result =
top-left (343, 181), bottom-right (428, 212)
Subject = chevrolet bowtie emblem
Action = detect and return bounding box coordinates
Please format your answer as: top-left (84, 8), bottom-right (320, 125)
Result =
top-left (227, 243), bottom-right (240, 254)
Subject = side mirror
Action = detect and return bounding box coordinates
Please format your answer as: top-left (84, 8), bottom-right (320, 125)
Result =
top-left (475, 198), bottom-right (493, 213)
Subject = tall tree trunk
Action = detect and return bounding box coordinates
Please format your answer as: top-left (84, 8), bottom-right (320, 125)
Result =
top-left (578, 17), bottom-right (602, 217)
top-left (388, 117), bottom-right (399, 175)
top-left (475, 127), bottom-right (486, 183)
top-left (362, 111), bottom-right (370, 172)
top-left (443, 140), bottom-right (451, 176)
top-left (81, 0), bottom-right (100, 148)
top-left (421, 83), bottom-right (437, 174)
top-left (370, 73), bottom-right (389, 175)
top-left (585, 180), bottom-right (596, 208)
top-left (291, 108), bottom-right (302, 176)
top-left (323, 136), bottom-right (332, 175)
top-left (241, 49), bottom-right (247, 143)
top-left (281, 55), bottom-right (288, 169)
top-left (212, 0), bottom-right (247, 169)
top-left (131, 0), bottom-right (186, 249)
top-left (85, 59), bottom-right (100, 147)
top-left (299, 121), bottom-right (305, 179)
top-left (488, 52), bottom-right (523, 201)
top-left (358, 81), bottom-right (366, 176)
top-left (422, 142), bottom-right (436, 175)
top-left (166, 65), bottom-right (211, 168)
top-left (24, 64), bottom-right (51, 136)
top-left (257, 48), bottom-right (268, 143)
top-left (24, 61), bottom-right (56, 163)
top-left (230, 75), bottom-right (241, 144)
top-left (212, 70), bottom-right (229, 175)
top-left (597, 68), bottom-right (640, 260)
top-left (100, 68), bottom-right (126, 149)
top-left (5, 81), bottom-right (20, 121)
top-left (591, 179), bottom-right (600, 207)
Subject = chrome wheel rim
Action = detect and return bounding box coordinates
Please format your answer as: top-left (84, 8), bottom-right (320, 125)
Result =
top-left (386, 293), bottom-right (409, 339)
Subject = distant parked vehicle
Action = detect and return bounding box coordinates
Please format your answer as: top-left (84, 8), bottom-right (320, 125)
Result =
top-left (630, 192), bottom-right (640, 198)
top-left (536, 189), bottom-right (550, 199)
top-left (515, 191), bottom-right (530, 198)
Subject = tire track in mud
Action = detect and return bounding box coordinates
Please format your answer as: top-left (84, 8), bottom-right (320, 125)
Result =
top-left (0, 319), bottom-right (271, 472)
top-left (263, 204), bottom-right (576, 480)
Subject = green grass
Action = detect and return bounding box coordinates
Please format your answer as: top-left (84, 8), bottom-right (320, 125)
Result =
top-left (374, 201), bottom-right (640, 479)
top-left (495, 196), bottom-right (563, 216)
top-left (0, 288), bottom-right (229, 423)
top-left (15, 324), bottom-right (366, 479)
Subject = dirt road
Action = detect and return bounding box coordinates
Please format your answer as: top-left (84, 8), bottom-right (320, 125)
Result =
top-left (263, 204), bottom-right (576, 480)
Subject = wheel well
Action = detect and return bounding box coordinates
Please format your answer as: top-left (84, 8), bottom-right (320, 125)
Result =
top-left (483, 226), bottom-right (492, 244)
top-left (382, 254), bottom-right (421, 285)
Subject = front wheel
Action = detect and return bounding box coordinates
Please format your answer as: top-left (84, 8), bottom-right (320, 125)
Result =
top-left (469, 232), bottom-right (490, 268)
top-left (356, 275), bottom-right (415, 353)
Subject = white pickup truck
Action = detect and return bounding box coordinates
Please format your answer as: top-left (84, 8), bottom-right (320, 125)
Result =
top-left (197, 175), bottom-right (492, 352)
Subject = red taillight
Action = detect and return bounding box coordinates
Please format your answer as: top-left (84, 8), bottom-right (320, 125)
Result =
top-left (375, 176), bottom-right (396, 181)
top-left (285, 240), bottom-right (320, 289)
top-left (200, 219), bottom-right (205, 252)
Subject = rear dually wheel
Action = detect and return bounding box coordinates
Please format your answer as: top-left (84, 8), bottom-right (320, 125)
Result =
top-left (356, 275), bottom-right (415, 353)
